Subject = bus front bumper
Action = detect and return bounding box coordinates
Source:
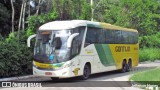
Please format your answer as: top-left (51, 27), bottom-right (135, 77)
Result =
top-left (33, 66), bottom-right (73, 78)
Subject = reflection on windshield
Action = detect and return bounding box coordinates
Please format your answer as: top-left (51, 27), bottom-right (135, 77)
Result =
top-left (34, 27), bottom-right (85, 64)
top-left (34, 30), bottom-right (71, 63)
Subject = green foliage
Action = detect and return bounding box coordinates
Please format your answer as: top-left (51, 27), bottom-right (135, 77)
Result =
top-left (105, 0), bottom-right (160, 36)
top-left (139, 48), bottom-right (160, 62)
top-left (139, 32), bottom-right (160, 48)
top-left (79, 0), bottom-right (91, 20)
top-left (26, 9), bottom-right (58, 36)
top-left (0, 31), bottom-right (33, 78)
top-left (51, 0), bottom-right (91, 20)
top-left (105, 0), bottom-right (160, 48)
top-left (6, 33), bottom-right (15, 42)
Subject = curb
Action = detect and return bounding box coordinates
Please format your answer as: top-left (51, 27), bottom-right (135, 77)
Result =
top-left (139, 60), bottom-right (160, 64)
top-left (0, 75), bottom-right (38, 81)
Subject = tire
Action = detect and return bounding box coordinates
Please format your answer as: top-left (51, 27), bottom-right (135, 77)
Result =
top-left (121, 60), bottom-right (127, 73)
top-left (127, 60), bottom-right (132, 72)
top-left (81, 64), bottom-right (91, 80)
top-left (51, 77), bottom-right (59, 81)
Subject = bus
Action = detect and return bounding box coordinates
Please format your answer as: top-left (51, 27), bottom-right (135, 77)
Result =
top-left (27, 20), bottom-right (139, 80)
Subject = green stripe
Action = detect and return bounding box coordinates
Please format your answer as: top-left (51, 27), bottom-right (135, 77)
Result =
top-left (53, 62), bottom-right (64, 67)
top-left (102, 44), bottom-right (115, 65)
top-left (95, 44), bottom-right (115, 66)
top-left (95, 44), bottom-right (108, 66)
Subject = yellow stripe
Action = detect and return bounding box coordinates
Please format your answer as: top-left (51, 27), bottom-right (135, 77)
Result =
top-left (100, 23), bottom-right (138, 32)
top-left (34, 61), bottom-right (57, 68)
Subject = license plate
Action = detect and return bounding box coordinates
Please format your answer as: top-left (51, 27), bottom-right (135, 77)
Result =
top-left (45, 72), bottom-right (52, 75)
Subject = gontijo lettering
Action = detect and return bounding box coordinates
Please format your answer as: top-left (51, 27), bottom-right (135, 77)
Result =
top-left (115, 46), bottom-right (130, 52)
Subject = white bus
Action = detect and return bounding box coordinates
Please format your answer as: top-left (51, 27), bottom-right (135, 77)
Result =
top-left (27, 20), bottom-right (139, 80)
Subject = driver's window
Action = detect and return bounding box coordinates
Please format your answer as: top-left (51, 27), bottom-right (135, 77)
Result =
top-left (70, 37), bottom-right (79, 58)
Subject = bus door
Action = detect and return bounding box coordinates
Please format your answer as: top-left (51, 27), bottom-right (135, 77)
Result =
top-left (68, 33), bottom-right (81, 76)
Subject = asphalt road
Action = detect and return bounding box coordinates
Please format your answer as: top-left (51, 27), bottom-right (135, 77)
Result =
top-left (1, 60), bottom-right (160, 90)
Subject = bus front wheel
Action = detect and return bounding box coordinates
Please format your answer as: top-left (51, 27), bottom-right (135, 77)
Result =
top-left (81, 64), bottom-right (91, 80)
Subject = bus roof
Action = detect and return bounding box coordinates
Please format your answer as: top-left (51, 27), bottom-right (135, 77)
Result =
top-left (100, 23), bottom-right (138, 32)
top-left (39, 20), bottom-right (138, 32)
top-left (39, 20), bottom-right (87, 30)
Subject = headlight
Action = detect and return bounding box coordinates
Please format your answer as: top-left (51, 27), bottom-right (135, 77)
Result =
top-left (33, 61), bottom-right (35, 66)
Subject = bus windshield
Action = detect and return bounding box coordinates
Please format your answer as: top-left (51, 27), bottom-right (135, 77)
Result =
top-left (34, 30), bottom-right (73, 63)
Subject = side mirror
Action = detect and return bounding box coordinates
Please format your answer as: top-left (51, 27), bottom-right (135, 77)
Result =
top-left (67, 33), bottom-right (79, 48)
top-left (27, 34), bottom-right (36, 47)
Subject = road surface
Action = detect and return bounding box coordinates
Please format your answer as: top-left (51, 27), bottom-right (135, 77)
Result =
top-left (0, 60), bottom-right (160, 90)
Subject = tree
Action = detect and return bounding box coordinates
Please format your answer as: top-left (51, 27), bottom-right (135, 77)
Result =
top-left (105, 0), bottom-right (160, 36)
top-left (10, 0), bottom-right (15, 33)
top-left (18, 0), bottom-right (24, 37)
top-left (51, 0), bottom-right (91, 20)
top-left (22, 0), bottom-right (27, 31)
top-left (0, 0), bottom-right (25, 36)
top-left (18, 0), bottom-right (27, 40)
top-left (35, 0), bottom-right (42, 15)
top-left (0, 3), bottom-right (10, 36)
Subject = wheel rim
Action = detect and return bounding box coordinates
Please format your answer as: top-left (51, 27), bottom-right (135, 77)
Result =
top-left (83, 65), bottom-right (89, 78)
top-left (128, 61), bottom-right (132, 71)
top-left (122, 63), bottom-right (127, 72)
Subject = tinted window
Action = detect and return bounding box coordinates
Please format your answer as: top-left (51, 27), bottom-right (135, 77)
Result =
top-left (85, 27), bottom-right (98, 44)
top-left (70, 26), bottom-right (85, 58)
top-left (85, 27), bottom-right (138, 45)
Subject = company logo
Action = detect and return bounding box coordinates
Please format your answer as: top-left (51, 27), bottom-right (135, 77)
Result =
top-left (115, 46), bottom-right (130, 52)
top-left (1, 82), bottom-right (42, 87)
top-left (2, 82), bottom-right (11, 87)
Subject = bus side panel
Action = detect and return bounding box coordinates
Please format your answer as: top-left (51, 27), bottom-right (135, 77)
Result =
top-left (78, 44), bottom-right (98, 75)
top-left (94, 44), bottom-right (117, 72)
top-left (94, 44), bottom-right (139, 70)
top-left (78, 44), bottom-right (116, 74)
top-left (78, 43), bottom-right (138, 75)
top-left (108, 44), bottom-right (139, 69)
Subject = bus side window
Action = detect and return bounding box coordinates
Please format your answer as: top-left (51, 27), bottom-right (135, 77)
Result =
top-left (70, 38), bottom-right (79, 58)
top-left (85, 27), bottom-right (97, 47)
top-left (70, 26), bottom-right (85, 59)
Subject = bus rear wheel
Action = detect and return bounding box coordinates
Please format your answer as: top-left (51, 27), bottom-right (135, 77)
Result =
top-left (81, 64), bottom-right (91, 80)
top-left (127, 60), bottom-right (132, 72)
top-left (121, 60), bottom-right (127, 73)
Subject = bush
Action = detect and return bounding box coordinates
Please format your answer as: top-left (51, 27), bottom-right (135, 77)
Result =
top-left (0, 31), bottom-right (33, 78)
top-left (0, 8), bottom-right (58, 78)
top-left (139, 32), bottom-right (160, 48)
top-left (139, 48), bottom-right (160, 62)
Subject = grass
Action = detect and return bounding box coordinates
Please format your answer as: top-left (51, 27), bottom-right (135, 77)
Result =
top-left (139, 48), bottom-right (160, 62)
top-left (130, 68), bottom-right (160, 86)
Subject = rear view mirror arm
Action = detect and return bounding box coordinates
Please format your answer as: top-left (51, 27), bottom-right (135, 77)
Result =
top-left (27, 34), bottom-right (36, 47)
